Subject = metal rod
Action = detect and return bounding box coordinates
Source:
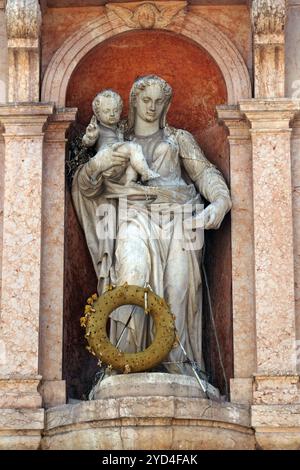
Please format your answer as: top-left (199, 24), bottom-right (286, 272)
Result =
top-left (176, 336), bottom-right (208, 394)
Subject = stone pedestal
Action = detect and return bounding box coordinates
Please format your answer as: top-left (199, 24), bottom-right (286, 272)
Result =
top-left (91, 373), bottom-right (220, 401)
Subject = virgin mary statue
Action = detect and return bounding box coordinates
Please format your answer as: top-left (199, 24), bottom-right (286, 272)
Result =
top-left (72, 75), bottom-right (231, 373)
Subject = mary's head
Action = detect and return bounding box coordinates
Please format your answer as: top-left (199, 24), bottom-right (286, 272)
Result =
top-left (128, 75), bottom-right (172, 131)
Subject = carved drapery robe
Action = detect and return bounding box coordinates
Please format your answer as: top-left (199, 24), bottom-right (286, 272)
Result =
top-left (72, 127), bottom-right (231, 370)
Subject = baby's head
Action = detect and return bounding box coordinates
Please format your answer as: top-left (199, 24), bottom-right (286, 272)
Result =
top-left (92, 89), bottom-right (123, 127)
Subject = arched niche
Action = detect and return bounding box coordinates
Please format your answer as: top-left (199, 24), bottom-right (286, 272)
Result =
top-left (42, 12), bottom-right (251, 106)
top-left (41, 11), bottom-right (252, 399)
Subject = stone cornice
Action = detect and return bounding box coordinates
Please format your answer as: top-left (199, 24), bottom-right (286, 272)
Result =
top-left (239, 98), bottom-right (300, 131)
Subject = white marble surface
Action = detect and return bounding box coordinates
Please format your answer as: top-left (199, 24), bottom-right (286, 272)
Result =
top-left (91, 372), bottom-right (220, 400)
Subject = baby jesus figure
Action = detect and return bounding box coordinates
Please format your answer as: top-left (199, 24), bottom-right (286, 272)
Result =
top-left (82, 89), bottom-right (159, 185)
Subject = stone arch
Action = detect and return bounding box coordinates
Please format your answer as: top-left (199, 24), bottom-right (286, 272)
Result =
top-left (41, 11), bottom-right (252, 106)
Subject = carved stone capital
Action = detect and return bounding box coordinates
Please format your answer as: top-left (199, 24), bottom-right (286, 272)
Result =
top-left (106, 1), bottom-right (187, 30)
top-left (6, 0), bottom-right (41, 46)
top-left (5, 1), bottom-right (42, 102)
top-left (251, 0), bottom-right (286, 44)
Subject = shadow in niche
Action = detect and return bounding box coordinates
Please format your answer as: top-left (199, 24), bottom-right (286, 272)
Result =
top-left (63, 130), bottom-right (99, 399)
top-left (63, 28), bottom-right (233, 400)
top-left (202, 214), bottom-right (233, 398)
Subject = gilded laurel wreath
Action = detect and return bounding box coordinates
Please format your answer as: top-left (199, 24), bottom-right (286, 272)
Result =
top-left (80, 285), bottom-right (176, 373)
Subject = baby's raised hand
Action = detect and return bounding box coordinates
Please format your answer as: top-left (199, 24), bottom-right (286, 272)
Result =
top-left (83, 116), bottom-right (100, 147)
top-left (86, 116), bottom-right (99, 137)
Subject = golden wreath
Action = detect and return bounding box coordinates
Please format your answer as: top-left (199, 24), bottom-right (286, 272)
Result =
top-left (80, 284), bottom-right (177, 373)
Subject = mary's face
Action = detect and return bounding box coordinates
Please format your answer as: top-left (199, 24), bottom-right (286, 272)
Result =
top-left (135, 83), bottom-right (165, 123)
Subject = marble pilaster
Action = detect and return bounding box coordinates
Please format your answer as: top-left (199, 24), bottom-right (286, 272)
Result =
top-left (291, 114), bottom-right (300, 370)
top-left (239, 99), bottom-right (299, 377)
top-left (0, 104), bottom-right (53, 409)
top-left (238, 99), bottom-right (300, 448)
top-left (217, 105), bottom-right (255, 404)
top-left (39, 108), bottom-right (77, 408)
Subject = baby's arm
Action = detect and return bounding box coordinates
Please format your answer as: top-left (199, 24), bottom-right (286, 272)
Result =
top-left (82, 116), bottom-right (100, 148)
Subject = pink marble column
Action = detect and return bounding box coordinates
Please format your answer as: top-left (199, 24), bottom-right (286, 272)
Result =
top-left (240, 99), bottom-right (299, 379)
top-left (0, 123), bottom-right (4, 305)
top-left (39, 108), bottom-right (77, 408)
top-left (291, 112), bottom-right (300, 371)
top-left (0, 103), bottom-right (53, 408)
top-left (217, 106), bottom-right (255, 404)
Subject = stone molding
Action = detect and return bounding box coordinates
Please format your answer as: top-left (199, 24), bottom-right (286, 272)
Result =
top-left (106, 1), bottom-right (187, 30)
top-left (253, 375), bottom-right (300, 405)
top-left (239, 98), bottom-right (300, 130)
top-left (0, 377), bottom-right (42, 409)
top-left (41, 10), bottom-right (251, 106)
top-left (0, 103), bottom-right (54, 135)
top-left (217, 105), bottom-right (251, 142)
top-left (0, 408), bottom-right (44, 430)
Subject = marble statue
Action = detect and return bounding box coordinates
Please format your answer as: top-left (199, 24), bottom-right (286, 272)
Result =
top-left (72, 75), bottom-right (232, 374)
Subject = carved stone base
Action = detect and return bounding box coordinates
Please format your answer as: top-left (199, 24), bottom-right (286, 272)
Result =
top-left (252, 404), bottom-right (300, 450)
top-left (42, 394), bottom-right (253, 450)
top-left (0, 408), bottom-right (44, 450)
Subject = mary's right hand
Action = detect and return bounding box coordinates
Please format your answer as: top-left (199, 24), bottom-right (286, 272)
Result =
top-left (90, 146), bottom-right (130, 178)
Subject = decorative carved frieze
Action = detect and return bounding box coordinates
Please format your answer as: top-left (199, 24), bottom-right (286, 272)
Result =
top-left (106, 1), bottom-right (187, 30)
